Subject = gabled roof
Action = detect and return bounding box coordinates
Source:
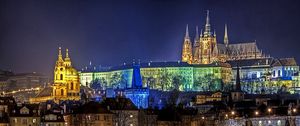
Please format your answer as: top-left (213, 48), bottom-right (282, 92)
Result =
top-left (101, 97), bottom-right (138, 110)
top-left (227, 58), bottom-right (274, 68)
top-left (41, 110), bottom-right (65, 122)
top-left (272, 58), bottom-right (297, 66)
top-left (228, 42), bottom-right (260, 54)
top-left (10, 104), bottom-right (40, 117)
top-left (74, 101), bottom-right (112, 114)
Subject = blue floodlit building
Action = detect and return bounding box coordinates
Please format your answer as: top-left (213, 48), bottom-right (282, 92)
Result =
top-left (124, 65), bottom-right (149, 109)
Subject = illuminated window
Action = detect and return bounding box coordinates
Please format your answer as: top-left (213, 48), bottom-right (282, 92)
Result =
top-left (71, 82), bottom-right (74, 90)
top-left (61, 89), bottom-right (64, 95)
top-left (22, 118), bottom-right (27, 125)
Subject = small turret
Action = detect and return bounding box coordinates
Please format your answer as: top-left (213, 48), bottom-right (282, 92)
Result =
top-left (224, 24), bottom-right (229, 47)
top-left (64, 49), bottom-right (72, 67)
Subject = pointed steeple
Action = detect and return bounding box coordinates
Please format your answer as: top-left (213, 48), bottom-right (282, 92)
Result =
top-left (200, 29), bottom-right (203, 37)
top-left (57, 47), bottom-right (63, 62)
top-left (213, 30), bottom-right (216, 37)
top-left (182, 24), bottom-right (193, 64)
top-left (185, 24), bottom-right (190, 39)
top-left (204, 10), bottom-right (211, 37)
top-left (195, 26), bottom-right (199, 39)
top-left (194, 26), bottom-right (199, 44)
top-left (224, 24), bottom-right (229, 46)
top-left (64, 48), bottom-right (71, 66)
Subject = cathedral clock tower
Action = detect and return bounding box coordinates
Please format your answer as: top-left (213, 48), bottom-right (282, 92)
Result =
top-left (199, 10), bottom-right (217, 64)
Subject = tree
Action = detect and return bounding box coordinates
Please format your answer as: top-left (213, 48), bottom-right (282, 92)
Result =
top-left (110, 72), bottom-right (122, 89)
top-left (147, 77), bottom-right (155, 89)
top-left (159, 70), bottom-right (171, 91)
top-left (90, 78), bottom-right (102, 90)
top-left (172, 75), bottom-right (181, 91)
top-left (205, 74), bottom-right (217, 91)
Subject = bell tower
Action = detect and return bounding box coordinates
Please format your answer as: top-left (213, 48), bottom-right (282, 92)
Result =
top-left (199, 10), bottom-right (217, 64)
top-left (54, 47), bottom-right (65, 83)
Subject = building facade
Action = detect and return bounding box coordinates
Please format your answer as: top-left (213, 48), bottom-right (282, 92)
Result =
top-left (80, 62), bottom-right (232, 92)
top-left (181, 11), bottom-right (265, 65)
top-left (30, 47), bottom-right (80, 103)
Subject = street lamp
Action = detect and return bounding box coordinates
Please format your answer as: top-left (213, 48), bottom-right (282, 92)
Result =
top-left (255, 111), bottom-right (259, 116)
top-left (268, 108), bottom-right (272, 116)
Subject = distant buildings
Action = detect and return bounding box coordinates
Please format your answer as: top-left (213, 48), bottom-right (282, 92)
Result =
top-left (0, 70), bottom-right (48, 93)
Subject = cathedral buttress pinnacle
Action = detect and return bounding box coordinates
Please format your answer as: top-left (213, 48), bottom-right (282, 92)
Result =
top-left (224, 24), bottom-right (229, 46)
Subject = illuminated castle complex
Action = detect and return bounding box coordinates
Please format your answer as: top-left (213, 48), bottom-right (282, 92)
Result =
top-left (182, 11), bottom-right (265, 64)
top-left (30, 47), bottom-right (80, 103)
top-left (80, 11), bottom-right (299, 94)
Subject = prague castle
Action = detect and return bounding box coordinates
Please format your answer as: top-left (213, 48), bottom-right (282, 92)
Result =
top-left (30, 47), bottom-right (80, 103)
top-left (79, 11), bottom-right (299, 94)
top-left (182, 11), bottom-right (265, 64)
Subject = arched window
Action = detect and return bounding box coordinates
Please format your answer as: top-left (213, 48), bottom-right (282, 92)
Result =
top-left (278, 70), bottom-right (281, 77)
top-left (61, 89), bottom-right (64, 96)
top-left (71, 82), bottom-right (74, 90)
top-left (60, 74), bottom-right (63, 80)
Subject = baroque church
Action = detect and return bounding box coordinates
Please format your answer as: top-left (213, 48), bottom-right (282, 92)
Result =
top-left (30, 47), bottom-right (80, 103)
top-left (182, 11), bottom-right (267, 64)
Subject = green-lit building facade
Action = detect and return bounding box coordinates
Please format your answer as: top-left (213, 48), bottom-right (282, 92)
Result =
top-left (79, 62), bottom-right (232, 92)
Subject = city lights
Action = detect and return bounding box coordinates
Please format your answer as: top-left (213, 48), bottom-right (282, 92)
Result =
top-left (1, 1), bottom-right (300, 126)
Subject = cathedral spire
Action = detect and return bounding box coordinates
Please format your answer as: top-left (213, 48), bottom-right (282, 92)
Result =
top-left (194, 26), bottom-right (199, 41)
top-left (185, 24), bottom-right (190, 39)
top-left (224, 24), bottom-right (229, 46)
top-left (213, 30), bottom-right (216, 37)
top-left (196, 26), bottom-right (199, 38)
top-left (200, 29), bottom-right (203, 37)
top-left (204, 10), bottom-right (211, 37)
top-left (182, 25), bottom-right (193, 64)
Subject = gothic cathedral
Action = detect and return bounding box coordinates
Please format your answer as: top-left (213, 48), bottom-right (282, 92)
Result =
top-left (182, 11), bottom-right (265, 64)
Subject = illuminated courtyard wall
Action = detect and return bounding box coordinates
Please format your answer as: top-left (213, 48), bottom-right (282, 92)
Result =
top-left (80, 64), bottom-right (231, 92)
top-left (80, 60), bottom-right (300, 94)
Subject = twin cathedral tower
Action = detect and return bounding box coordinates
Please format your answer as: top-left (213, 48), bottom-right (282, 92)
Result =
top-left (181, 11), bottom-right (264, 64)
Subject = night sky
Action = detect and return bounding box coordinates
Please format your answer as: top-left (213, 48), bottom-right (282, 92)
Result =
top-left (1, 0), bottom-right (300, 76)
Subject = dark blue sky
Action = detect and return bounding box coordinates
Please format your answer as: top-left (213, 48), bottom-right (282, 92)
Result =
top-left (1, 0), bottom-right (300, 76)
